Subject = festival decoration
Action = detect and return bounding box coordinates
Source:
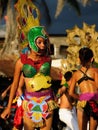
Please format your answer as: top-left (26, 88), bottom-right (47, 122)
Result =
top-left (61, 22), bottom-right (98, 74)
top-left (28, 73), bottom-right (52, 91)
top-left (15, 0), bottom-right (40, 49)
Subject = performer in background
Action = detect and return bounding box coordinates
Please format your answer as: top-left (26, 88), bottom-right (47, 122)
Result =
top-left (57, 71), bottom-right (79, 130)
top-left (69, 47), bottom-right (98, 130)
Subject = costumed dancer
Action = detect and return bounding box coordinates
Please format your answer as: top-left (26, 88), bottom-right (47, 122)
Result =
top-left (1, 0), bottom-right (57, 130)
top-left (69, 47), bottom-right (98, 130)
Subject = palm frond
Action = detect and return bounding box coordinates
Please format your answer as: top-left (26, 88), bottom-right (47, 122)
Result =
top-left (55, 0), bottom-right (66, 18)
top-left (78, 0), bottom-right (90, 7)
top-left (67, 0), bottom-right (81, 16)
top-left (55, 0), bottom-right (81, 18)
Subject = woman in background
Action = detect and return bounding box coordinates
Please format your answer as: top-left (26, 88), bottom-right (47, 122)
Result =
top-left (69, 47), bottom-right (98, 130)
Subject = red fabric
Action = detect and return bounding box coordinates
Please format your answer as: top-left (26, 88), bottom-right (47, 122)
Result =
top-left (88, 100), bottom-right (98, 117)
top-left (14, 105), bottom-right (24, 129)
top-left (20, 53), bottom-right (51, 67)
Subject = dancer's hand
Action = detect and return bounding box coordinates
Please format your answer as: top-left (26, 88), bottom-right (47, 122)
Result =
top-left (0, 107), bottom-right (11, 120)
top-left (1, 90), bottom-right (7, 99)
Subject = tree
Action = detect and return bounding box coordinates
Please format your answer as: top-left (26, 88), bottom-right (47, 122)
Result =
top-left (0, 0), bottom-right (19, 60)
top-left (1, 0), bottom-right (19, 57)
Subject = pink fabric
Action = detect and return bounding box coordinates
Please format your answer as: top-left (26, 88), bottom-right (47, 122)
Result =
top-left (79, 92), bottom-right (98, 101)
top-left (24, 89), bottom-right (54, 101)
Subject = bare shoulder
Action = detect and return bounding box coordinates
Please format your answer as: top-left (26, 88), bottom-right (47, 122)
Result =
top-left (14, 58), bottom-right (23, 72)
top-left (15, 58), bottom-right (22, 67)
top-left (73, 70), bottom-right (78, 77)
top-left (71, 70), bottom-right (79, 81)
top-left (90, 67), bottom-right (98, 73)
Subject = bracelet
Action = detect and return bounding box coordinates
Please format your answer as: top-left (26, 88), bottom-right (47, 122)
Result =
top-left (63, 82), bottom-right (69, 88)
top-left (56, 93), bottom-right (61, 98)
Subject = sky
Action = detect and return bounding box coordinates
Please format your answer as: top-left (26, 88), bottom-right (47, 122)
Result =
top-left (40, 0), bottom-right (98, 35)
top-left (0, 0), bottom-right (98, 37)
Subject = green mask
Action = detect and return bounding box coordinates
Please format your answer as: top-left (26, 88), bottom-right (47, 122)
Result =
top-left (28, 26), bottom-right (48, 52)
